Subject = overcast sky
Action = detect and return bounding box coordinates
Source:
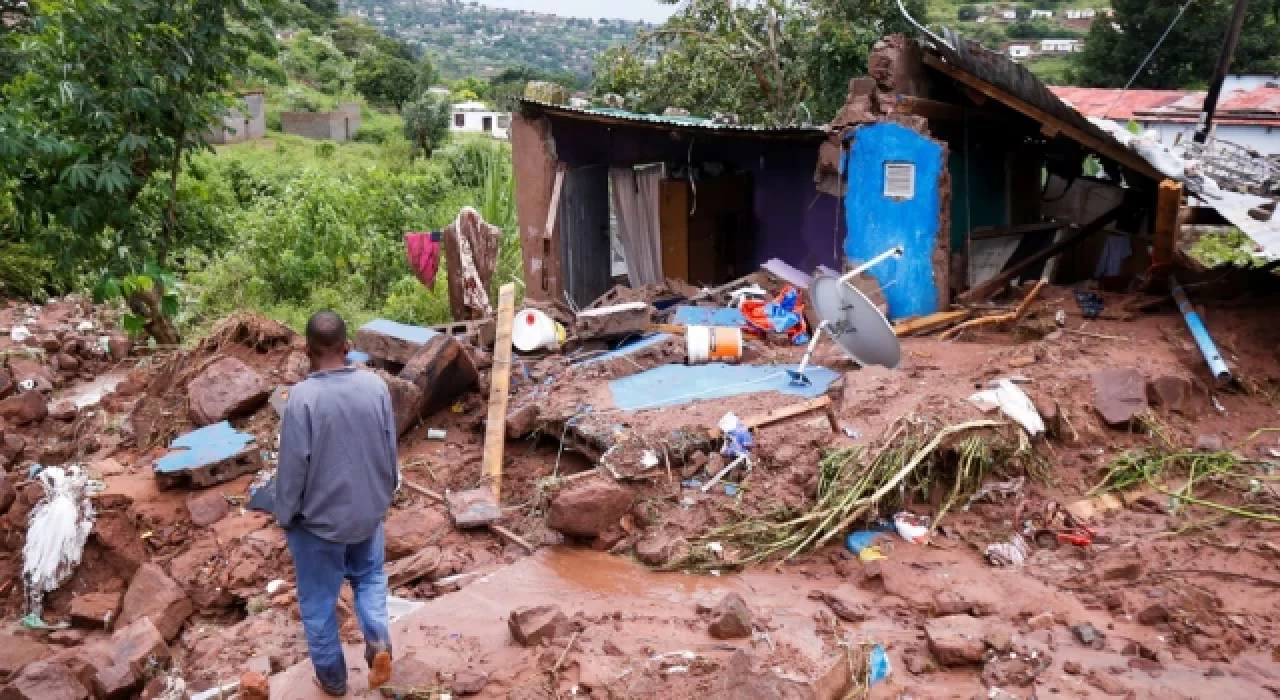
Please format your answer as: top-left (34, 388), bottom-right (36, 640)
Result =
top-left (477, 0), bottom-right (677, 23)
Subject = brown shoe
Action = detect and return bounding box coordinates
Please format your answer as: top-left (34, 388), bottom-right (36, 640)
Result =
top-left (368, 650), bottom-right (392, 689)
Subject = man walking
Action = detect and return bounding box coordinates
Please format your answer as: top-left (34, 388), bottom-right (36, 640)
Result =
top-left (274, 311), bottom-right (398, 695)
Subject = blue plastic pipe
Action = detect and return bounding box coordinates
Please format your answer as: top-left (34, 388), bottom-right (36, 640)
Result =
top-left (1170, 277), bottom-right (1233, 384)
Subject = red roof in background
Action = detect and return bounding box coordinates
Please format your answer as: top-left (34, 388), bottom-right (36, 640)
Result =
top-left (1048, 86), bottom-right (1193, 120)
top-left (1219, 86), bottom-right (1280, 113)
top-left (1050, 85), bottom-right (1280, 127)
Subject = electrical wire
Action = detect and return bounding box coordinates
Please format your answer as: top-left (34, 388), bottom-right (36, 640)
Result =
top-left (1100, 0), bottom-right (1196, 118)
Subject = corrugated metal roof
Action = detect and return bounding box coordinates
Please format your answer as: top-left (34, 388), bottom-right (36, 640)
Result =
top-left (518, 99), bottom-right (828, 138)
top-left (1050, 87), bottom-right (1191, 120)
top-left (921, 34), bottom-right (1160, 178)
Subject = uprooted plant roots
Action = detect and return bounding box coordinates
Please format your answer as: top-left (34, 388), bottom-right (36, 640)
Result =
top-left (677, 415), bottom-right (1041, 571)
top-left (1091, 417), bottom-right (1280, 524)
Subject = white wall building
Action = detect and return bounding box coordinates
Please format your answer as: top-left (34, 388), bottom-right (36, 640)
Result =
top-left (450, 101), bottom-right (511, 139)
top-left (1065, 8), bottom-right (1096, 19)
top-left (1008, 44), bottom-right (1033, 60)
top-left (1040, 39), bottom-right (1082, 53)
top-left (999, 10), bottom-right (1017, 19)
top-left (1030, 9), bottom-right (1053, 19)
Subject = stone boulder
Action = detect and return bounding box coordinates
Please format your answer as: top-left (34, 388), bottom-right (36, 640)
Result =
top-left (925, 614), bottom-right (1005, 666)
top-left (186, 356), bottom-right (270, 426)
top-left (707, 593), bottom-right (753, 639)
top-left (1092, 368), bottom-right (1147, 427)
top-left (546, 479), bottom-right (634, 538)
top-left (508, 605), bottom-right (570, 647)
top-left (370, 369), bottom-right (424, 437)
top-left (384, 507), bottom-right (449, 560)
top-left (0, 391), bottom-right (47, 426)
top-left (117, 564), bottom-right (193, 641)
top-left (0, 634), bottom-right (51, 678)
top-left (0, 660), bottom-right (89, 700)
top-left (634, 533), bottom-right (691, 568)
top-left (185, 491), bottom-right (230, 527)
top-left (68, 592), bottom-right (122, 630)
top-left (7, 358), bottom-right (54, 394)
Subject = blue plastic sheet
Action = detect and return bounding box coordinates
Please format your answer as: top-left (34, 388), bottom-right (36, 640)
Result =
top-left (608, 363), bottom-right (838, 411)
top-left (153, 421), bottom-right (254, 475)
top-left (844, 521), bottom-right (894, 554)
top-left (869, 645), bottom-right (891, 684)
top-left (671, 306), bottom-right (747, 328)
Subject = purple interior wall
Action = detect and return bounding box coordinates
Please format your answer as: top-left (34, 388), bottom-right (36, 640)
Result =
top-left (546, 115), bottom-right (843, 275)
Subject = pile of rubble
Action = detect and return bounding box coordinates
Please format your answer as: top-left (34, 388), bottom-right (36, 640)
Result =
top-left (1, 256), bottom-right (1279, 698)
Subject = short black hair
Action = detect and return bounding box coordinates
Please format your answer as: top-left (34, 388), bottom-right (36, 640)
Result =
top-left (305, 311), bottom-right (347, 352)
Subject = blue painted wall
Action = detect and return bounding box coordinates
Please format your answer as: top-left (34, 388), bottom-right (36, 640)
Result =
top-left (842, 122), bottom-right (944, 320)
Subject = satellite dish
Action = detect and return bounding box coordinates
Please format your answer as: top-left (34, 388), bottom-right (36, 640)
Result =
top-left (808, 273), bottom-right (901, 369)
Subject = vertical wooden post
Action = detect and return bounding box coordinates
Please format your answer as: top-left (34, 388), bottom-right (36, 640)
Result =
top-left (1152, 179), bottom-right (1183, 271)
top-left (482, 283), bottom-right (516, 500)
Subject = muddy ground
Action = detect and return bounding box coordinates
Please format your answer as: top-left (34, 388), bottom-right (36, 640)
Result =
top-left (1, 283), bottom-right (1279, 699)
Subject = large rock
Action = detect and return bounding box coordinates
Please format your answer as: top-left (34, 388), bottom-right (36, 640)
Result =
top-left (105, 617), bottom-right (170, 679)
top-left (185, 490), bottom-right (230, 527)
top-left (1148, 375), bottom-right (1198, 417)
top-left (384, 507), bottom-right (449, 560)
top-left (1092, 368), bottom-right (1147, 427)
top-left (69, 592), bottom-right (121, 630)
top-left (0, 473), bottom-right (15, 515)
top-left (7, 358), bottom-right (54, 394)
top-left (508, 605), bottom-right (570, 647)
top-left (117, 564), bottom-right (193, 641)
top-left (0, 433), bottom-right (24, 466)
top-left (399, 334), bottom-right (477, 414)
top-left (546, 479), bottom-right (635, 538)
top-left (0, 391), bottom-right (47, 426)
top-left (370, 369), bottom-right (424, 436)
top-left (924, 615), bottom-right (991, 666)
top-left (90, 664), bottom-right (138, 700)
top-left (186, 356), bottom-right (270, 426)
top-left (0, 634), bottom-right (51, 678)
top-left (708, 593), bottom-right (753, 639)
top-left (634, 533), bottom-right (691, 568)
top-left (0, 660), bottom-right (89, 700)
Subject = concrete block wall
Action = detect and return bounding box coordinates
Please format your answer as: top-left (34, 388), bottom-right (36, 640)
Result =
top-left (280, 106), bottom-right (361, 141)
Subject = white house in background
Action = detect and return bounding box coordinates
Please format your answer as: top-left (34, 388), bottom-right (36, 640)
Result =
top-left (1065, 8), bottom-right (1096, 19)
top-left (450, 101), bottom-right (511, 139)
top-left (1040, 39), bottom-right (1082, 53)
top-left (568, 96), bottom-right (591, 108)
top-left (999, 10), bottom-right (1017, 19)
top-left (1008, 44), bottom-right (1033, 60)
top-left (1030, 9), bottom-right (1053, 18)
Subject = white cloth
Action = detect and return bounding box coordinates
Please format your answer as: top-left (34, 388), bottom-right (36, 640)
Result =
top-left (610, 166), bottom-right (664, 286)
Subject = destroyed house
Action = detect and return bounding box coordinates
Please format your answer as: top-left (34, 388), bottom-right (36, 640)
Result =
top-left (510, 101), bottom-right (843, 307)
top-left (819, 33), bottom-right (1280, 320)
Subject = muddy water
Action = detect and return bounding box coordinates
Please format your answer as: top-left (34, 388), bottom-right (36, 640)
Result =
top-left (56, 369), bottom-right (126, 408)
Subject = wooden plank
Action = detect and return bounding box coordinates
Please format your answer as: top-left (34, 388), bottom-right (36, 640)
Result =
top-left (958, 201), bottom-right (1126, 304)
top-left (543, 167), bottom-right (564, 241)
top-left (1152, 179), bottom-right (1183, 270)
top-left (648, 323), bottom-right (688, 335)
top-left (402, 479), bottom-right (536, 554)
top-left (921, 53), bottom-right (1164, 182)
top-left (709, 396), bottom-right (833, 439)
top-left (970, 221), bottom-right (1068, 241)
top-left (659, 180), bottom-right (689, 281)
top-left (893, 309), bottom-right (971, 336)
top-left (482, 284), bottom-right (516, 500)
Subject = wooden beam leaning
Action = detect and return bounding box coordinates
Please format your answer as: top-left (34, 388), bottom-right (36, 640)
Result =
top-left (958, 201), bottom-right (1126, 304)
top-left (482, 284), bottom-right (517, 500)
top-left (921, 53), bottom-right (1164, 182)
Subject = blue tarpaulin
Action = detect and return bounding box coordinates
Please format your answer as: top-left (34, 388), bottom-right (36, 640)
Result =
top-left (575, 333), bottom-right (672, 367)
top-left (358, 319), bottom-right (439, 345)
top-left (154, 421), bottom-right (255, 475)
top-left (608, 363), bottom-right (838, 411)
top-left (671, 306), bottom-right (748, 328)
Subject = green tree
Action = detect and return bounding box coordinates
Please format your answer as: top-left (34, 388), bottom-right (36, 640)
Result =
top-left (415, 55), bottom-right (440, 96)
top-left (355, 53), bottom-right (418, 106)
top-left (592, 0), bottom-right (925, 125)
top-left (402, 93), bottom-right (452, 159)
top-left (1074, 0), bottom-right (1280, 88)
top-left (0, 0), bottom-right (272, 338)
top-left (957, 5), bottom-right (979, 21)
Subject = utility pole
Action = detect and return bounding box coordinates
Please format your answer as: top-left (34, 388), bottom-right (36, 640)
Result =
top-left (1194, 0), bottom-right (1249, 143)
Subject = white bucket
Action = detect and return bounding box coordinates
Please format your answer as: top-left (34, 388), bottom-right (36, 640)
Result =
top-left (512, 308), bottom-right (565, 352)
top-left (686, 325), bottom-right (743, 364)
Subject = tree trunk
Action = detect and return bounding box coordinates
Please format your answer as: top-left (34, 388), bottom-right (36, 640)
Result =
top-left (163, 127), bottom-right (185, 262)
top-left (126, 284), bottom-right (180, 346)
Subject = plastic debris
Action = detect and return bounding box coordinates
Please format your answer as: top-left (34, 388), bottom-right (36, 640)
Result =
top-left (984, 534), bottom-right (1029, 567)
top-left (969, 379), bottom-right (1044, 437)
top-left (23, 465), bottom-right (99, 619)
top-left (717, 412), bottom-right (754, 457)
top-left (9, 326), bottom-right (30, 343)
top-left (964, 476), bottom-right (1027, 510)
top-left (844, 522), bottom-right (893, 555)
top-left (427, 428), bottom-right (447, 440)
top-left (1074, 290), bottom-right (1104, 319)
top-left (869, 644), bottom-right (891, 685)
top-left (265, 579), bottom-right (287, 594)
top-left (893, 512), bottom-right (930, 543)
top-left (741, 285), bottom-right (809, 344)
top-left (640, 450), bottom-right (660, 470)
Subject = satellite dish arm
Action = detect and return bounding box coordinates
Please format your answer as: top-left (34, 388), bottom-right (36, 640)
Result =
top-left (840, 245), bottom-right (905, 283)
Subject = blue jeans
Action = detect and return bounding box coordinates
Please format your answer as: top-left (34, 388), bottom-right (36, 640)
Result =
top-left (285, 524), bottom-right (392, 691)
